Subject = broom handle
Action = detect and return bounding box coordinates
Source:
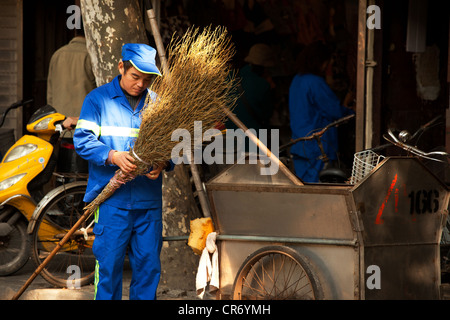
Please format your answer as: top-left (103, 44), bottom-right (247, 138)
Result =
top-left (11, 210), bottom-right (91, 300)
top-left (222, 109), bottom-right (303, 185)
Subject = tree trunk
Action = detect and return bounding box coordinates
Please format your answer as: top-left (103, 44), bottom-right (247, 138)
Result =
top-left (80, 0), bottom-right (201, 292)
top-left (160, 165), bottom-right (202, 291)
top-left (81, 0), bottom-right (148, 86)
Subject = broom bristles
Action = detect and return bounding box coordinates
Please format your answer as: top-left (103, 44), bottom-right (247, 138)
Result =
top-left (134, 25), bottom-right (238, 165)
top-left (83, 26), bottom-right (239, 215)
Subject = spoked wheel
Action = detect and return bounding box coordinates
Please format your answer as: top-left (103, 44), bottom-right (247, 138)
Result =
top-left (232, 246), bottom-right (323, 300)
top-left (0, 206), bottom-right (30, 276)
top-left (440, 214), bottom-right (450, 276)
top-left (31, 182), bottom-right (95, 287)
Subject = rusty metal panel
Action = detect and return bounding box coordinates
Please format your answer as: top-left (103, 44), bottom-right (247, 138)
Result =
top-left (209, 187), bottom-right (353, 240)
top-left (352, 157), bottom-right (449, 299)
top-left (207, 161), bottom-right (355, 239)
top-left (352, 157), bottom-right (448, 245)
top-left (364, 245), bottom-right (440, 299)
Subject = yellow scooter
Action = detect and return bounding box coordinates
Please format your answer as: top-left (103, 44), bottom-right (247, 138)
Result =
top-left (0, 102), bottom-right (69, 275)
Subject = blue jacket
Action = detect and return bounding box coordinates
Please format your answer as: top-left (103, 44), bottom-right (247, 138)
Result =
top-left (289, 73), bottom-right (353, 161)
top-left (74, 75), bottom-right (173, 209)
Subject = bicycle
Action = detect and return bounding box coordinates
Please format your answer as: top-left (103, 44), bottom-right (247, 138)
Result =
top-left (375, 116), bottom-right (450, 277)
top-left (280, 114), bottom-right (355, 183)
top-left (28, 177), bottom-right (92, 288)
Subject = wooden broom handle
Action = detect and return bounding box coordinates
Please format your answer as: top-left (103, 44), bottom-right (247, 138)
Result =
top-left (222, 108), bottom-right (303, 185)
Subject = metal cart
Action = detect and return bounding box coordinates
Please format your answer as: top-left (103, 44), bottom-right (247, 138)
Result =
top-left (206, 155), bottom-right (449, 299)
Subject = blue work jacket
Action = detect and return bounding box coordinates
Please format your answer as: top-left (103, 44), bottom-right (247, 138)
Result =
top-left (289, 73), bottom-right (354, 161)
top-left (74, 75), bottom-right (173, 209)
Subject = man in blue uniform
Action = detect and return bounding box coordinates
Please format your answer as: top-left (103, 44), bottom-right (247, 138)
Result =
top-left (74, 43), bottom-right (173, 300)
top-left (289, 42), bottom-right (354, 182)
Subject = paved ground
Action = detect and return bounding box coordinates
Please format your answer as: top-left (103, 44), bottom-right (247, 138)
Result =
top-left (4, 257), bottom-right (450, 300)
top-left (0, 258), bottom-right (199, 300)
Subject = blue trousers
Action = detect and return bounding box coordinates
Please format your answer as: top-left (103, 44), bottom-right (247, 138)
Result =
top-left (92, 202), bottom-right (163, 300)
top-left (292, 156), bottom-right (324, 183)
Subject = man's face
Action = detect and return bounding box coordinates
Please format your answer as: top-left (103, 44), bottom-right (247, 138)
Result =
top-left (118, 61), bottom-right (154, 96)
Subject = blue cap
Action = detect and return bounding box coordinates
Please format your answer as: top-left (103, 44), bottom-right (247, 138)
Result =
top-left (121, 43), bottom-right (161, 76)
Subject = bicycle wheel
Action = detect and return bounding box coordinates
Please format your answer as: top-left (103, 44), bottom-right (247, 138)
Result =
top-left (232, 246), bottom-right (323, 300)
top-left (31, 182), bottom-right (95, 287)
top-left (440, 213), bottom-right (450, 274)
top-left (0, 207), bottom-right (30, 276)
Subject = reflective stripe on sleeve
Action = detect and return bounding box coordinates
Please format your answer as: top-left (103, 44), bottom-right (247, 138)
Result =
top-left (76, 120), bottom-right (139, 138)
top-left (101, 126), bottom-right (139, 138)
top-left (76, 119), bottom-right (101, 137)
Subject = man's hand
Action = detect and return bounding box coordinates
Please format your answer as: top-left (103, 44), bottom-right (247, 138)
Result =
top-left (62, 117), bottom-right (79, 130)
top-left (112, 151), bottom-right (137, 174)
top-left (145, 162), bottom-right (167, 180)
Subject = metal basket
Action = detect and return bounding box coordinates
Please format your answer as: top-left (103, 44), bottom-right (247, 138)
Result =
top-left (350, 150), bottom-right (384, 184)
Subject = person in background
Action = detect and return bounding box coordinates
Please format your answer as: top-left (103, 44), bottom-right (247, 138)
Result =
top-left (225, 43), bottom-right (276, 157)
top-left (47, 27), bottom-right (96, 130)
top-left (227, 43), bottom-right (275, 133)
top-left (289, 41), bottom-right (354, 183)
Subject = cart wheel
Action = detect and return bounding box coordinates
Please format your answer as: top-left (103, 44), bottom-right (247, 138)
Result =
top-left (232, 246), bottom-right (323, 300)
top-left (441, 214), bottom-right (450, 275)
